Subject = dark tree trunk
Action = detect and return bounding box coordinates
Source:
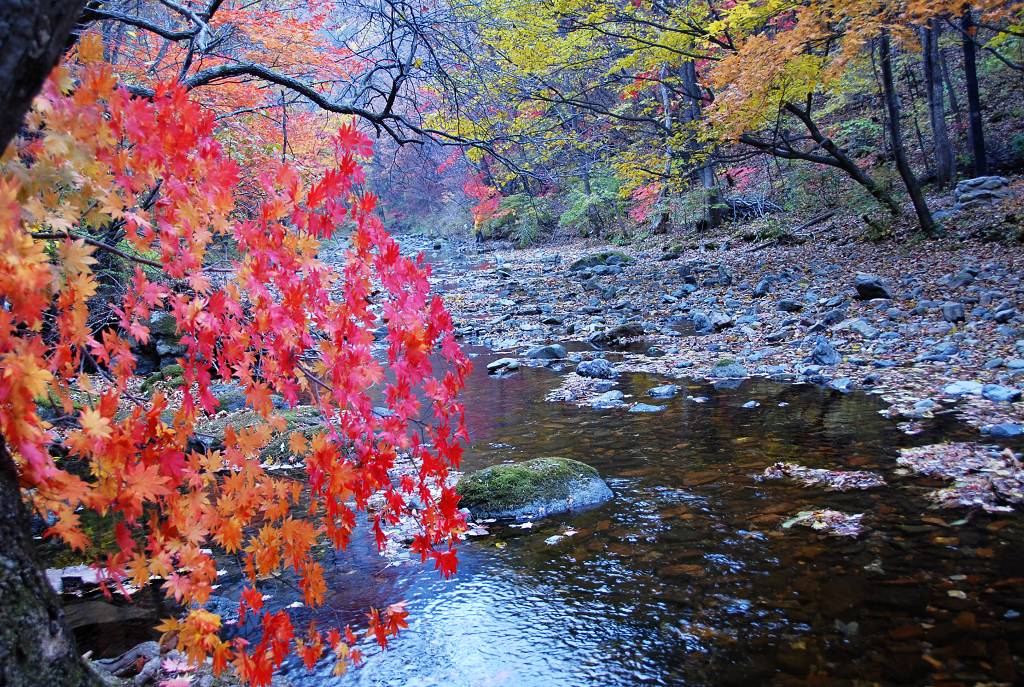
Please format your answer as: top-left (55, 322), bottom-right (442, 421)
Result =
top-left (879, 32), bottom-right (936, 235)
top-left (0, 441), bottom-right (102, 687)
top-left (921, 22), bottom-right (956, 188)
top-left (0, 0), bottom-right (87, 151)
top-left (961, 9), bottom-right (988, 175)
top-left (739, 100), bottom-right (902, 216)
top-left (680, 60), bottom-right (723, 229)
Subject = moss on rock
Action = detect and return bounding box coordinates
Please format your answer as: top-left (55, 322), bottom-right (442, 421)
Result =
top-left (193, 406), bottom-right (324, 464)
top-left (457, 457), bottom-right (613, 520)
top-left (141, 364), bottom-right (184, 393)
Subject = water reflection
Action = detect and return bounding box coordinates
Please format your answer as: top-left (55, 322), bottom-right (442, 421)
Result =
top-left (281, 350), bottom-right (1023, 686)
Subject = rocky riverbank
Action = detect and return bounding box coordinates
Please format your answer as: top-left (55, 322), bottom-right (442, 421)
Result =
top-left (433, 217), bottom-right (1024, 440)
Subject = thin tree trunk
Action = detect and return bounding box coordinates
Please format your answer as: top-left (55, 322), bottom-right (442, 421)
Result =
top-left (879, 32), bottom-right (936, 234)
top-left (680, 60), bottom-right (723, 229)
top-left (961, 9), bottom-right (988, 175)
top-left (653, 64), bottom-right (673, 234)
top-left (0, 440), bottom-right (102, 687)
top-left (939, 45), bottom-right (964, 138)
top-left (0, 0), bottom-right (87, 151)
top-left (921, 22), bottom-right (956, 187)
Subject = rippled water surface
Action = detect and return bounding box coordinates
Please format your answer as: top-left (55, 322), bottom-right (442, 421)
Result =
top-left (265, 351), bottom-right (1024, 687)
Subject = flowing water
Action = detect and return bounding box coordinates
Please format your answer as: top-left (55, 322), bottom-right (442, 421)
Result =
top-left (260, 352), bottom-right (1022, 687)
top-left (61, 244), bottom-right (1024, 685)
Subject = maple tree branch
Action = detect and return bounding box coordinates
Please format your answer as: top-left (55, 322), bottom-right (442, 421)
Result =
top-left (31, 231), bottom-right (163, 268)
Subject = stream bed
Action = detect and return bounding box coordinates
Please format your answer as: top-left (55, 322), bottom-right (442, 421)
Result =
top-left (264, 350), bottom-right (1024, 687)
top-left (60, 241), bottom-right (1024, 685)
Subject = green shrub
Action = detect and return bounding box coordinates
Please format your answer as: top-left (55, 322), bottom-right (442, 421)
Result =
top-left (558, 174), bottom-right (624, 236)
top-left (482, 193), bottom-right (554, 247)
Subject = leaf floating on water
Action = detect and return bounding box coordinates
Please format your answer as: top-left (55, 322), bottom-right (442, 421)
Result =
top-left (781, 510), bottom-right (866, 537)
top-left (759, 462), bottom-right (886, 491)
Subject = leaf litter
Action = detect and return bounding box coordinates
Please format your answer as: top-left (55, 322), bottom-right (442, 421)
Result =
top-left (897, 443), bottom-right (1024, 513)
top-left (759, 462), bottom-right (886, 491)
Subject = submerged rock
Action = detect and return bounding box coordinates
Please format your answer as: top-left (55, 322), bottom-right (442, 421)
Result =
top-left (628, 403), bottom-right (665, 413)
top-left (648, 384), bottom-right (681, 398)
top-left (457, 457), bottom-right (613, 520)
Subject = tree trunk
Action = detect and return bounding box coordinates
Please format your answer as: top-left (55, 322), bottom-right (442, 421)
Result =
top-left (961, 9), bottom-right (988, 175)
top-left (0, 440), bottom-right (102, 687)
top-left (879, 32), bottom-right (936, 234)
top-left (652, 64), bottom-right (673, 234)
top-left (939, 45), bottom-right (964, 132)
top-left (0, 0), bottom-right (87, 151)
top-left (921, 22), bottom-right (956, 188)
top-left (680, 60), bottom-right (723, 229)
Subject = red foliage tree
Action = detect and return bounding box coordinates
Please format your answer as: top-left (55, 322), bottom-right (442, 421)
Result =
top-left (0, 37), bottom-right (469, 685)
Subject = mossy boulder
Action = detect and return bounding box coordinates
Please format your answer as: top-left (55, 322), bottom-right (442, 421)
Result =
top-left (457, 457), bottom-right (613, 520)
top-left (568, 250), bottom-right (633, 272)
top-left (140, 364), bottom-right (184, 393)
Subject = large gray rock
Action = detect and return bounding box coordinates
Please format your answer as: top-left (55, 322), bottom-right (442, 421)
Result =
top-left (526, 344), bottom-right (568, 360)
top-left (457, 457), bottom-right (613, 520)
top-left (941, 302), bottom-right (966, 323)
top-left (811, 337), bottom-right (841, 366)
top-left (982, 384), bottom-right (1021, 402)
top-left (569, 251), bottom-right (632, 272)
top-left (854, 273), bottom-right (893, 300)
top-left (709, 360), bottom-right (749, 378)
top-left (943, 380), bottom-right (983, 396)
top-left (576, 358), bottom-right (617, 379)
top-left (588, 322), bottom-right (644, 346)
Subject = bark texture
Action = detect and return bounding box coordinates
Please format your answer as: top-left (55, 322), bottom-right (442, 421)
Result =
top-left (961, 10), bottom-right (988, 176)
top-left (879, 33), bottom-right (935, 235)
top-left (0, 0), bottom-right (87, 151)
top-left (921, 22), bottom-right (955, 188)
top-left (0, 441), bottom-right (102, 686)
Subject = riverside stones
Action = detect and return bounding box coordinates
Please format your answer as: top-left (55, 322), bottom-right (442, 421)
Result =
top-left (456, 457), bottom-right (613, 520)
top-left (854, 273), bottom-right (893, 300)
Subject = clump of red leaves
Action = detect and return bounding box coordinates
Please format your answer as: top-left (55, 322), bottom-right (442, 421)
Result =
top-left (0, 46), bottom-right (470, 685)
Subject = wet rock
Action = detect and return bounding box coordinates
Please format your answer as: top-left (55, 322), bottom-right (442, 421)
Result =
top-left (487, 358), bottom-right (520, 374)
top-left (592, 390), bottom-right (624, 408)
top-left (576, 358), bottom-right (618, 379)
top-left (854, 273), bottom-right (893, 300)
top-left (589, 322), bottom-right (644, 345)
top-left (629, 403), bottom-right (665, 413)
top-left (648, 384), bottom-right (681, 398)
top-left (456, 457), bottom-right (613, 520)
top-left (709, 359), bottom-right (749, 378)
top-left (983, 422), bottom-right (1024, 437)
top-left (526, 344), bottom-right (567, 360)
top-left (828, 377), bottom-right (855, 393)
top-left (941, 302), bottom-right (966, 322)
